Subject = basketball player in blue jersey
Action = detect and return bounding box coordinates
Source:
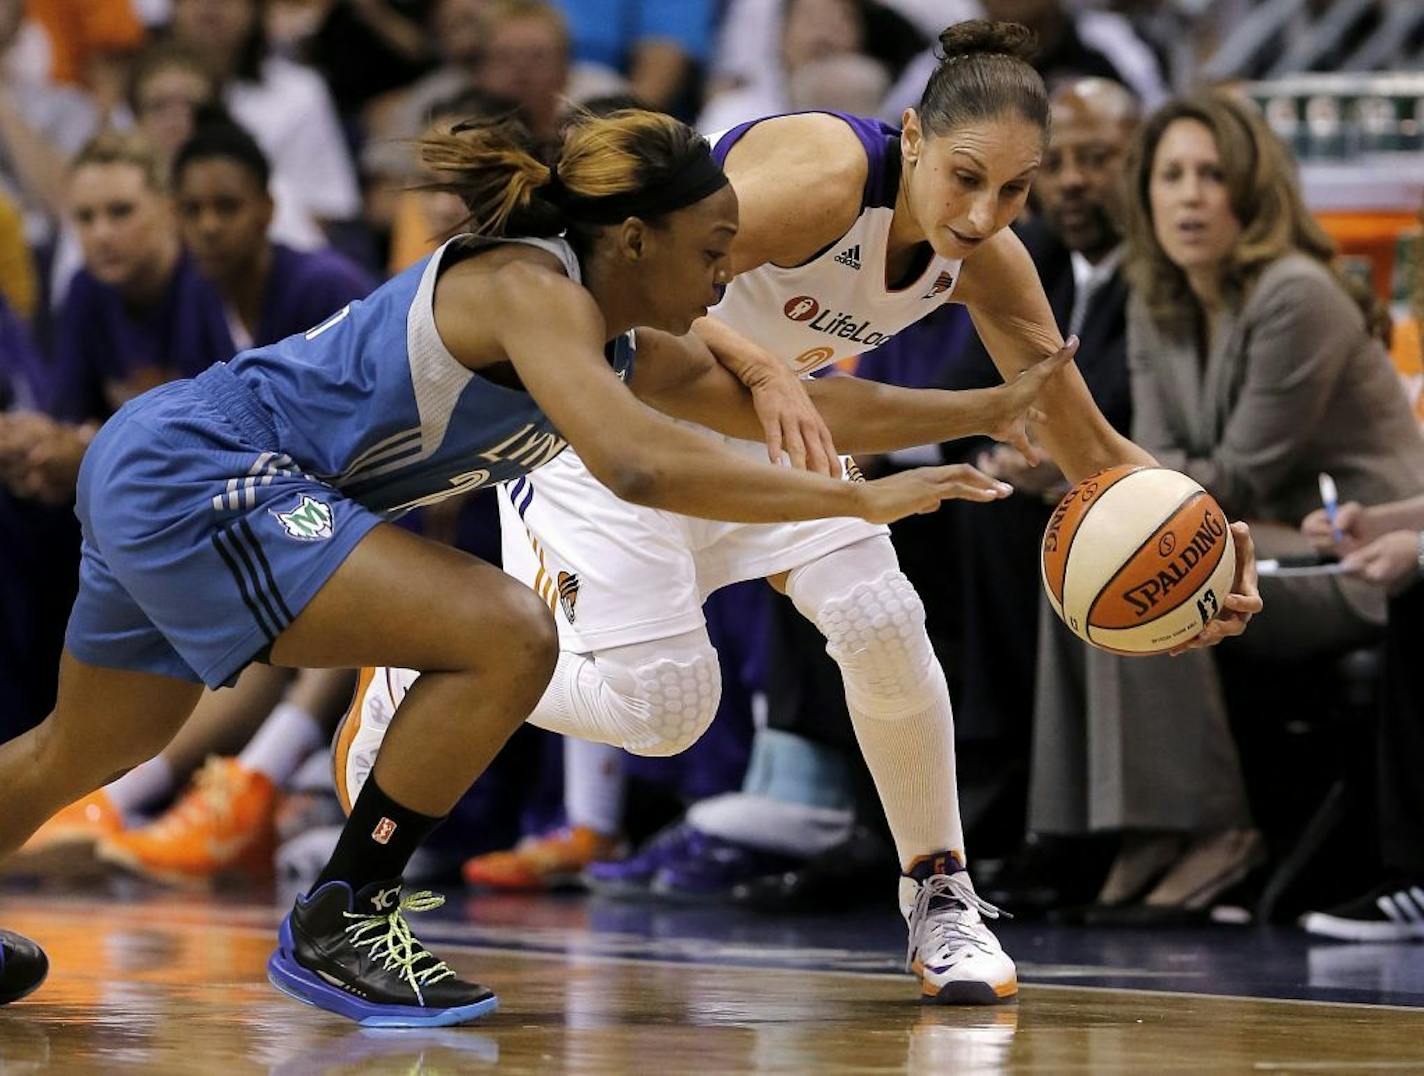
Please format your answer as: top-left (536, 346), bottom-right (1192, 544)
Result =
top-left (0, 106), bottom-right (1069, 1023)
top-left (346, 20), bottom-right (1263, 1007)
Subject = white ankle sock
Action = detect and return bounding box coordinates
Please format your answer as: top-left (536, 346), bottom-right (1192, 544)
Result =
top-left (239, 703), bottom-right (325, 786)
top-left (564, 738), bottom-right (624, 836)
top-left (104, 756), bottom-right (175, 822)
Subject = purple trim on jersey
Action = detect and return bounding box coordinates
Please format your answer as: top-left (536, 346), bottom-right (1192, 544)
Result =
top-left (710, 111), bottom-right (901, 210)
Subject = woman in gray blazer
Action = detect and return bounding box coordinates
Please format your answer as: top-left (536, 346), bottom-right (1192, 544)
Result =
top-left (1029, 92), bottom-right (1424, 919)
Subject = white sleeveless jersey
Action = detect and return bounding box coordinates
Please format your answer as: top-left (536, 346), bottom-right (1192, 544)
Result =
top-left (707, 112), bottom-right (962, 376)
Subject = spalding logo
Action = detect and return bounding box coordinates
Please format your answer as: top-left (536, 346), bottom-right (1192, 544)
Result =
top-left (1122, 510), bottom-right (1225, 617)
top-left (1043, 480), bottom-right (1101, 555)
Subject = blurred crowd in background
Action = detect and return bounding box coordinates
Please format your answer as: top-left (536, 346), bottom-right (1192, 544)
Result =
top-left (2, 0), bottom-right (1424, 946)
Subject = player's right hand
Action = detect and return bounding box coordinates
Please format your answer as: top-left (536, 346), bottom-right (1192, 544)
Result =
top-left (854, 464), bottom-right (1012, 524)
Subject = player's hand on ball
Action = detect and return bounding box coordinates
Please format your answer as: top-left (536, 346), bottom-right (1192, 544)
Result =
top-left (985, 336), bottom-right (1078, 465)
top-left (855, 464), bottom-right (1011, 524)
top-left (1168, 521), bottom-right (1262, 655)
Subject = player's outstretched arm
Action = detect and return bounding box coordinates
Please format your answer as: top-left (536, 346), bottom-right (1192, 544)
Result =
top-left (481, 266), bottom-right (1009, 526)
top-left (635, 325), bottom-right (1074, 460)
top-left (953, 228), bottom-right (1154, 483)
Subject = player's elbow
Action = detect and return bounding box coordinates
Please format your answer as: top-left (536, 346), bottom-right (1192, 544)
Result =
top-left (590, 455), bottom-right (664, 506)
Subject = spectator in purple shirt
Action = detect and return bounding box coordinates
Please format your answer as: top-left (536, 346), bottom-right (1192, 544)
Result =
top-left (50, 129), bottom-right (229, 433)
top-left (171, 114), bottom-right (377, 355)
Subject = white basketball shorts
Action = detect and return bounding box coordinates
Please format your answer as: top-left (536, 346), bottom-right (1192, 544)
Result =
top-left (500, 431), bottom-right (888, 652)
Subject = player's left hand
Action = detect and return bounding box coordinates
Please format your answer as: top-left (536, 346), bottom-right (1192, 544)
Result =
top-left (746, 363), bottom-right (841, 477)
top-left (1168, 521), bottom-right (1262, 655)
top-left (985, 337), bottom-right (1077, 466)
top-left (1340, 530), bottom-right (1420, 596)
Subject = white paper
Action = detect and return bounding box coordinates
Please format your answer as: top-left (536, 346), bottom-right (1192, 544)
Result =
top-left (1256, 559), bottom-right (1348, 578)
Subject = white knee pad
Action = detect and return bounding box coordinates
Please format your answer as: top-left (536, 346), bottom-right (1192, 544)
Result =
top-left (617, 644), bottom-right (722, 756)
top-left (527, 631), bottom-right (722, 757)
top-left (788, 539), bottom-right (938, 717)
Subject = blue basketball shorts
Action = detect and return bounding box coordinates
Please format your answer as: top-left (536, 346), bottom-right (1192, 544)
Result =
top-left (64, 365), bottom-right (383, 689)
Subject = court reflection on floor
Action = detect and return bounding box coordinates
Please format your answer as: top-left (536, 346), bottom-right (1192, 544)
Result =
top-left (1, 896), bottom-right (1423, 1074)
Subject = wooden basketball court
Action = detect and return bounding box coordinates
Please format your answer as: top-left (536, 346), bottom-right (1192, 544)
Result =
top-left (0, 889), bottom-right (1420, 1073)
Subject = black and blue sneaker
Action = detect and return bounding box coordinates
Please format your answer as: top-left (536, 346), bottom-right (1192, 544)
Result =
top-left (267, 879), bottom-right (498, 1027)
top-left (0, 929), bottom-right (48, 1005)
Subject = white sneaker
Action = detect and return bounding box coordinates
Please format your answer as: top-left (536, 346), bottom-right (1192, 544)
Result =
top-left (332, 667), bottom-right (418, 813)
top-left (901, 860), bottom-right (1017, 1004)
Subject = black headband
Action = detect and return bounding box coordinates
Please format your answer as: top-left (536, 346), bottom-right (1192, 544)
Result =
top-left (544, 138), bottom-right (729, 224)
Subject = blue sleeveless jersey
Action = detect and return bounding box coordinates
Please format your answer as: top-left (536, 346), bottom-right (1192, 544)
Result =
top-left (224, 235), bottom-right (634, 516)
top-left (67, 233), bottom-right (636, 690)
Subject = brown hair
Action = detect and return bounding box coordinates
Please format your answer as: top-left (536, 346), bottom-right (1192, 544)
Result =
top-left (1124, 92), bottom-right (1384, 338)
top-left (480, 0), bottom-right (569, 52)
top-left (126, 42), bottom-right (219, 116)
top-left (70, 129), bottom-right (170, 195)
top-left (917, 20), bottom-right (1047, 140)
top-left (417, 107), bottom-right (711, 237)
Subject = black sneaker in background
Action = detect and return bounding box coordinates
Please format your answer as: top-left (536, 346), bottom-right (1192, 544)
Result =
top-left (1299, 878), bottom-right (1424, 942)
top-left (267, 878), bottom-right (498, 1026)
top-left (980, 832), bottom-right (1119, 919)
top-left (0, 930), bottom-right (47, 1004)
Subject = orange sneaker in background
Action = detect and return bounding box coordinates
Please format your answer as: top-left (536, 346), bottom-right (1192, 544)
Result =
top-left (462, 826), bottom-right (626, 891)
top-left (98, 757), bottom-right (277, 886)
top-left (6, 790), bottom-right (124, 876)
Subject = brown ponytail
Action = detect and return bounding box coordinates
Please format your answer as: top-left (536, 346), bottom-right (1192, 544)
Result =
top-left (418, 108), bottom-right (716, 238)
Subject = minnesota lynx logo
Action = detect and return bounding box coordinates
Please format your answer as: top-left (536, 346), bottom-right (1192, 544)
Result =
top-left (557, 571), bottom-right (580, 623)
top-left (272, 495), bottom-right (334, 541)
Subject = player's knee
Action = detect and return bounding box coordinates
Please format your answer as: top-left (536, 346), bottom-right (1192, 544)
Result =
top-left (810, 569), bottom-right (937, 713)
top-left (455, 573), bottom-right (558, 681)
top-left (618, 646), bottom-right (721, 757)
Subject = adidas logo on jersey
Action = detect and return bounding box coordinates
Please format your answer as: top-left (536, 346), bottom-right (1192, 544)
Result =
top-left (834, 244), bottom-right (861, 270)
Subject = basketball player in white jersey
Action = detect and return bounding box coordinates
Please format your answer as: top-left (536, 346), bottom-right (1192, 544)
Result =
top-left (342, 21), bottom-right (1262, 1005)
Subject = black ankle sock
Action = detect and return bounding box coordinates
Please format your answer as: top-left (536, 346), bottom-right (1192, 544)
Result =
top-left (313, 775), bottom-right (444, 895)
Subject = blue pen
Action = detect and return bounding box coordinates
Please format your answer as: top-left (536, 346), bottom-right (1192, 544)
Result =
top-left (1318, 472), bottom-right (1344, 547)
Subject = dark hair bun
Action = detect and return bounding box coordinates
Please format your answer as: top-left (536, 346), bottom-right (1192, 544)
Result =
top-left (937, 20), bottom-right (1037, 64)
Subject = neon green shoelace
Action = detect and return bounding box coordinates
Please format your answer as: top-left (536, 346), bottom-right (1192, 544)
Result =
top-left (342, 890), bottom-right (458, 1005)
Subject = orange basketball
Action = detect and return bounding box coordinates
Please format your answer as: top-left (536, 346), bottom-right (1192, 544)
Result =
top-left (1041, 465), bottom-right (1236, 655)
